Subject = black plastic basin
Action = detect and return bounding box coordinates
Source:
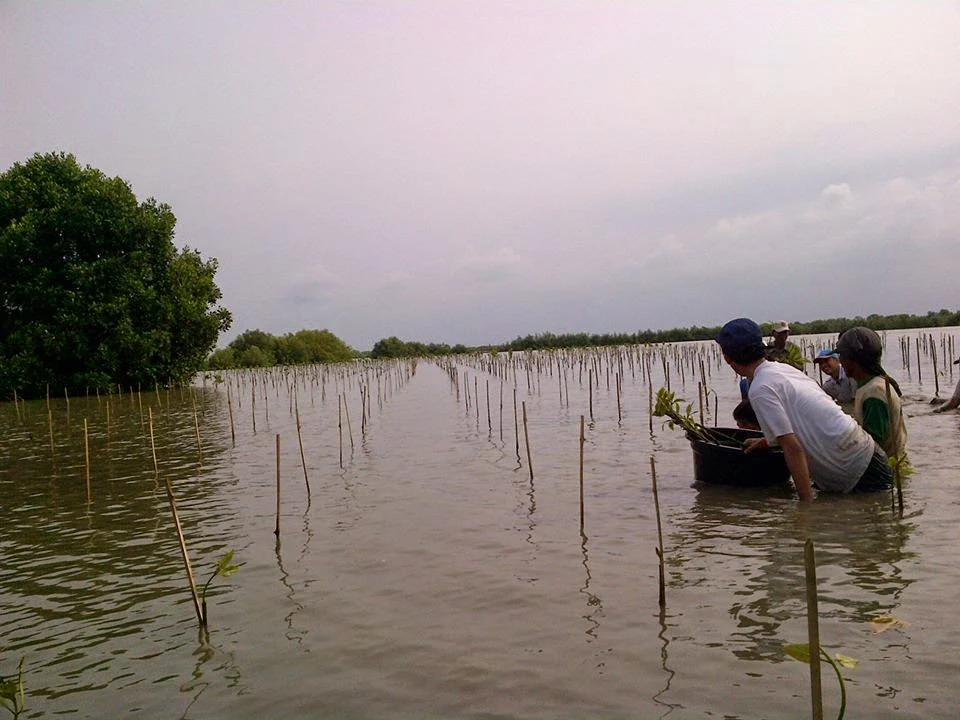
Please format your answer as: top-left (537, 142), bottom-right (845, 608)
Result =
top-left (685, 427), bottom-right (792, 487)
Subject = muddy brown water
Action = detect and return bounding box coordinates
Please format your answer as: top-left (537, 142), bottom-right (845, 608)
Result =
top-left (2, 329), bottom-right (959, 719)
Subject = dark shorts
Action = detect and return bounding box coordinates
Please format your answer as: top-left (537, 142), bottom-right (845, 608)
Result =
top-left (852, 444), bottom-right (893, 492)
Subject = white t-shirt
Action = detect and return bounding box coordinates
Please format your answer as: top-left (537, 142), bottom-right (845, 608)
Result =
top-left (748, 360), bottom-right (876, 492)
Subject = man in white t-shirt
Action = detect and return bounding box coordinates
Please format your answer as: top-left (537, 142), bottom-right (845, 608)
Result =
top-left (716, 318), bottom-right (891, 501)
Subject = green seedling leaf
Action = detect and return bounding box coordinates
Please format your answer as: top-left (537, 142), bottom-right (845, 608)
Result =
top-left (833, 654), bottom-right (858, 669)
top-left (215, 550), bottom-right (241, 578)
top-left (784, 643), bottom-right (812, 663)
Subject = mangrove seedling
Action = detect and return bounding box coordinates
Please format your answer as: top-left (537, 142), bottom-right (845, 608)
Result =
top-left (200, 550), bottom-right (242, 627)
top-left (0, 657), bottom-right (25, 719)
top-left (652, 387), bottom-right (739, 446)
top-left (784, 643), bottom-right (858, 720)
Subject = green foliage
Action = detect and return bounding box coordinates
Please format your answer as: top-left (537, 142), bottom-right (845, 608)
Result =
top-left (785, 643), bottom-right (858, 720)
top-left (200, 550), bottom-right (242, 626)
top-left (0, 656), bottom-right (25, 718)
top-left (0, 152), bottom-right (231, 399)
top-left (369, 336), bottom-right (459, 359)
top-left (209, 328), bottom-right (355, 368)
top-left (652, 387), bottom-right (739, 446)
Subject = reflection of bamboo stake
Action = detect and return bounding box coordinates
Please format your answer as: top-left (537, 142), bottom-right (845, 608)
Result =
top-left (148, 407), bottom-right (159, 478)
top-left (274, 434), bottom-right (281, 537)
top-left (164, 475), bottom-right (203, 626)
top-left (579, 415), bottom-right (585, 532)
top-left (522, 401), bottom-right (534, 480)
top-left (84, 418), bottom-right (91, 502)
top-left (227, 383), bottom-right (236, 446)
top-left (48, 409), bottom-right (55, 459)
top-left (191, 396), bottom-right (203, 467)
top-left (804, 539), bottom-right (824, 720)
top-left (295, 396), bottom-right (310, 496)
top-left (513, 388), bottom-right (519, 457)
top-left (651, 456), bottom-right (665, 607)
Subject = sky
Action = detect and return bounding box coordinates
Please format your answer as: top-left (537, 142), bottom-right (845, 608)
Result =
top-left (3, 1), bottom-right (959, 351)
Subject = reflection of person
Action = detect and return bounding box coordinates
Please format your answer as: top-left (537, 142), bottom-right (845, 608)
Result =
top-left (812, 349), bottom-right (857, 405)
top-left (717, 318), bottom-right (892, 501)
top-left (765, 321), bottom-right (805, 371)
top-left (835, 327), bottom-right (908, 458)
top-left (933, 357), bottom-right (960, 413)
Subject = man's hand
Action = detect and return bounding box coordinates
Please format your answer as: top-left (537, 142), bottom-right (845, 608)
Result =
top-left (777, 433), bottom-right (815, 502)
top-left (743, 437), bottom-right (768, 454)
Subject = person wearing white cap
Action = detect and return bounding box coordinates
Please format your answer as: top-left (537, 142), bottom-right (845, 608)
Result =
top-left (765, 321), bottom-right (805, 371)
top-left (813, 348), bottom-right (857, 406)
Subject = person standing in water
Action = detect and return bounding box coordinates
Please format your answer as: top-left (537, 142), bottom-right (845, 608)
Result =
top-left (835, 327), bottom-right (908, 458)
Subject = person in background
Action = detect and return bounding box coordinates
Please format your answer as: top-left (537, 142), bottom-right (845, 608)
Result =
top-left (716, 318), bottom-right (891, 501)
top-left (835, 326), bottom-right (908, 458)
top-left (732, 398), bottom-right (761, 431)
top-left (766, 321), bottom-right (805, 371)
top-left (932, 355), bottom-right (960, 413)
top-left (813, 348), bottom-right (857, 406)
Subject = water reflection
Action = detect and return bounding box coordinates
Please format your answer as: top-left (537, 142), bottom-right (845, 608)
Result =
top-left (670, 486), bottom-right (916, 662)
top-left (578, 530), bottom-right (602, 643)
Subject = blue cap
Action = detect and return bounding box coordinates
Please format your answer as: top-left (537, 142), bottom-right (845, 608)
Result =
top-left (716, 318), bottom-right (765, 358)
top-left (813, 348), bottom-right (838, 362)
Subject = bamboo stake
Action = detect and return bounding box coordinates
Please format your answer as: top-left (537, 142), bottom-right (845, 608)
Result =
top-left (804, 538), bottom-right (825, 720)
top-left (522, 401), bottom-right (534, 480)
top-left (513, 388), bottom-right (520, 458)
top-left (616, 373), bottom-right (622, 423)
top-left (83, 418), bottom-right (91, 502)
top-left (295, 396), bottom-right (310, 496)
top-left (343, 392), bottom-right (354, 451)
top-left (148, 407), bottom-right (159, 478)
top-left (13, 389), bottom-right (22, 424)
top-left (226, 382), bottom-right (236, 446)
top-left (486, 380), bottom-right (492, 434)
top-left (579, 415), bottom-right (585, 532)
top-left (932, 343), bottom-right (940, 396)
top-left (274, 433), bottom-right (281, 537)
top-left (106, 399), bottom-right (111, 447)
top-left (251, 383), bottom-right (257, 434)
top-left (588, 369), bottom-right (594, 422)
top-left (915, 337), bottom-right (921, 384)
top-left (338, 394), bottom-right (344, 469)
top-left (163, 475), bottom-right (204, 626)
top-left (651, 456), bottom-right (666, 607)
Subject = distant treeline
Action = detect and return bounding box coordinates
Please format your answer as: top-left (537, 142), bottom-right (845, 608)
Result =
top-left (211, 309), bottom-right (960, 367)
top-left (208, 329), bottom-right (354, 368)
top-left (370, 308), bottom-right (960, 357)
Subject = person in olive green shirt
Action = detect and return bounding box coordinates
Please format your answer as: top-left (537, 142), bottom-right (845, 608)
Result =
top-left (836, 326), bottom-right (907, 458)
top-left (765, 321), bottom-right (806, 371)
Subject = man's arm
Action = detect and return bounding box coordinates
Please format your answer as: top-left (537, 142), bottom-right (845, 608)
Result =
top-left (777, 432), bottom-right (815, 501)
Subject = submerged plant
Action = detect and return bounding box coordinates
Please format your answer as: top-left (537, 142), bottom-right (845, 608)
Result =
top-left (784, 643), bottom-right (858, 720)
top-left (0, 657), bottom-right (25, 719)
top-left (200, 550), bottom-right (243, 626)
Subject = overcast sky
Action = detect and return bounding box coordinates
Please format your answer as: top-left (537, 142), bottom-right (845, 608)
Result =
top-left (3, 2), bottom-right (959, 350)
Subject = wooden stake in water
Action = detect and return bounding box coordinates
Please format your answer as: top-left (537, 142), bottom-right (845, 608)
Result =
top-left (13, 389), bottom-right (22, 424)
top-left (513, 388), bottom-right (520, 458)
top-left (932, 344), bottom-right (940, 397)
top-left (148, 407), bottom-right (159, 478)
top-left (227, 383), bottom-right (236, 446)
top-left (274, 433), bottom-right (281, 537)
top-left (522, 401), bottom-right (534, 481)
top-left (651, 456), bottom-right (666, 608)
top-left (83, 417), bottom-right (91, 502)
top-left (804, 538), bottom-right (825, 720)
top-left (343, 391), bottom-right (355, 451)
top-left (588, 369), bottom-right (594, 422)
top-left (338, 395), bottom-right (344, 469)
top-left (163, 475), bottom-right (204, 626)
top-left (295, 396), bottom-right (310, 497)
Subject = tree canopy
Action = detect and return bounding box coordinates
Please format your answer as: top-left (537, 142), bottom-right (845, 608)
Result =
top-left (208, 328), bottom-right (355, 368)
top-left (0, 152), bottom-right (231, 398)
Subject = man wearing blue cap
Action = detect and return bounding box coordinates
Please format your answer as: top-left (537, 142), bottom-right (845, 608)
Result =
top-left (716, 318), bottom-right (892, 501)
top-left (813, 348), bottom-right (857, 406)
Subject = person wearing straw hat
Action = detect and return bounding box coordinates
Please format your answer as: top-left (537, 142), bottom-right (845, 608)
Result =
top-left (765, 321), bottom-right (805, 371)
top-left (932, 355), bottom-right (960, 413)
top-left (812, 348), bottom-right (857, 406)
top-left (835, 327), bottom-right (908, 458)
top-left (716, 318), bottom-right (891, 502)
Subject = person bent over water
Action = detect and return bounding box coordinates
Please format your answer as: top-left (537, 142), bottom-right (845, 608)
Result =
top-left (717, 318), bottom-right (892, 501)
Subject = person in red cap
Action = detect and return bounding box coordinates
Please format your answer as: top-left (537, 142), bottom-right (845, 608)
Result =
top-left (716, 318), bottom-right (892, 501)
